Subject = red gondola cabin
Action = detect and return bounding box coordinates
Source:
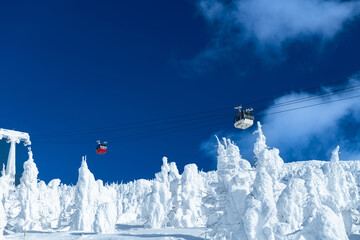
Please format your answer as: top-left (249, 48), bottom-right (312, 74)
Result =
top-left (96, 141), bottom-right (107, 155)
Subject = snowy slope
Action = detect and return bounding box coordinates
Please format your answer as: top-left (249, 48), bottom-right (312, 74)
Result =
top-left (1, 122), bottom-right (360, 240)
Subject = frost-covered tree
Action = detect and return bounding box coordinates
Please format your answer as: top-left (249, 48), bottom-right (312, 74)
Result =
top-left (3, 124), bottom-right (360, 238)
top-left (302, 157), bottom-right (356, 239)
top-left (143, 157), bottom-right (172, 228)
top-left (276, 144), bottom-right (358, 239)
top-left (92, 182), bottom-right (117, 233)
top-left (330, 145), bottom-right (340, 162)
top-left (206, 136), bottom-right (253, 239)
top-left (117, 179), bottom-right (152, 224)
top-left (178, 164), bottom-right (206, 227)
top-left (97, 182), bottom-right (117, 217)
top-left (15, 148), bottom-right (42, 231)
top-left (167, 162), bottom-right (182, 227)
top-left (294, 166), bottom-right (349, 240)
top-left (243, 122), bottom-right (284, 240)
top-left (144, 181), bottom-right (165, 228)
top-left (38, 179), bottom-right (61, 228)
top-left (276, 177), bottom-right (308, 236)
top-left (0, 199), bottom-right (5, 240)
top-left (0, 168), bottom-right (8, 240)
top-left (93, 202), bottom-right (117, 233)
top-left (71, 156), bottom-right (99, 231)
top-left (58, 183), bottom-right (75, 227)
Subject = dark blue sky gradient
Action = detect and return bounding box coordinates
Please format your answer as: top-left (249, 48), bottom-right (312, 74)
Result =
top-left (0, 1), bottom-right (359, 184)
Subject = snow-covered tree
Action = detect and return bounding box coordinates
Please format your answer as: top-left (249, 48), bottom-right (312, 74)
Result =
top-left (37, 179), bottom-right (61, 228)
top-left (330, 145), bottom-right (340, 162)
top-left (143, 157), bottom-right (172, 228)
top-left (117, 179), bottom-right (152, 224)
top-left (293, 166), bottom-right (349, 240)
top-left (93, 202), bottom-right (117, 233)
top-left (178, 164), bottom-right (206, 227)
top-left (276, 145), bottom-right (358, 239)
top-left (243, 122), bottom-right (285, 240)
top-left (0, 199), bottom-right (5, 240)
top-left (71, 156), bottom-right (99, 231)
top-left (0, 168), bottom-right (9, 239)
top-left (58, 183), bottom-right (75, 227)
top-left (2, 123), bottom-right (360, 239)
top-left (206, 136), bottom-right (253, 239)
top-left (167, 162), bottom-right (182, 227)
top-left (276, 177), bottom-right (308, 236)
top-left (15, 148), bottom-right (42, 231)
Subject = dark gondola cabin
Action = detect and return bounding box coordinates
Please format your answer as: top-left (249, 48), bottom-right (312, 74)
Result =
top-left (96, 141), bottom-right (107, 154)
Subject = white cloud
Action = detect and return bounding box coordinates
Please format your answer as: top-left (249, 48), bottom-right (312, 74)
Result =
top-left (197, 0), bottom-right (360, 47)
top-left (261, 78), bottom-right (360, 160)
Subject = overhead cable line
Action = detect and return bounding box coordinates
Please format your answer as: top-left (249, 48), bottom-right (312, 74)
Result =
top-left (35, 92), bottom-right (360, 145)
top-left (33, 84), bottom-right (360, 140)
top-left (32, 76), bottom-right (359, 138)
top-left (258, 84), bottom-right (360, 111)
top-left (259, 92), bottom-right (360, 116)
top-left (240, 75), bottom-right (359, 109)
top-left (108, 93), bottom-right (360, 143)
top-left (33, 82), bottom-right (360, 139)
top-left (34, 113), bottom-right (234, 144)
top-left (32, 112), bottom-right (235, 139)
top-left (110, 92), bottom-right (360, 143)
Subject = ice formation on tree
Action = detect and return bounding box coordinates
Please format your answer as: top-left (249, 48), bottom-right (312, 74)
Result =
top-left (93, 202), bottom-right (117, 233)
top-left (142, 157), bottom-right (208, 229)
top-left (330, 145), bottom-right (340, 162)
top-left (38, 179), bottom-right (61, 228)
top-left (143, 157), bottom-right (172, 228)
top-left (204, 122), bottom-right (360, 240)
top-left (206, 136), bottom-right (253, 239)
top-left (243, 122), bottom-right (285, 240)
top-left (177, 164), bottom-right (206, 227)
top-left (58, 183), bottom-right (75, 227)
top-left (71, 156), bottom-right (99, 231)
top-left (2, 121), bottom-right (360, 239)
top-left (0, 167), bottom-right (8, 240)
top-left (117, 179), bottom-right (152, 224)
top-left (167, 162), bottom-right (182, 227)
top-left (15, 147), bottom-right (42, 231)
top-left (275, 162), bottom-right (356, 240)
top-left (0, 203), bottom-right (5, 239)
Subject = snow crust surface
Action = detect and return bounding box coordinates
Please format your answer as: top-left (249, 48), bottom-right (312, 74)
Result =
top-left (1, 122), bottom-right (360, 240)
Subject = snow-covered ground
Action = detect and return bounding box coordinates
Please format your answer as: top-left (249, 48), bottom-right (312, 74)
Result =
top-left (5, 223), bottom-right (206, 240)
top-left (4, 226), bottom-right (360, 240)
top-left (2, 122), bottom-right (360, 240)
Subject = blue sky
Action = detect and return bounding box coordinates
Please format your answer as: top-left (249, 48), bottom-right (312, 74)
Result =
top-left (0, 0), bottom-right (359, 184)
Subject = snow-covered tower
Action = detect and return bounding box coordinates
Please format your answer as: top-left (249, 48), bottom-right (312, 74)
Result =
top-left (0, 128), bottom-right (31, 184)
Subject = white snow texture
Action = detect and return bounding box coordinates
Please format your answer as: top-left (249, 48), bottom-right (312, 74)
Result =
top-left (1, 122), bottom-right (360, 240)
